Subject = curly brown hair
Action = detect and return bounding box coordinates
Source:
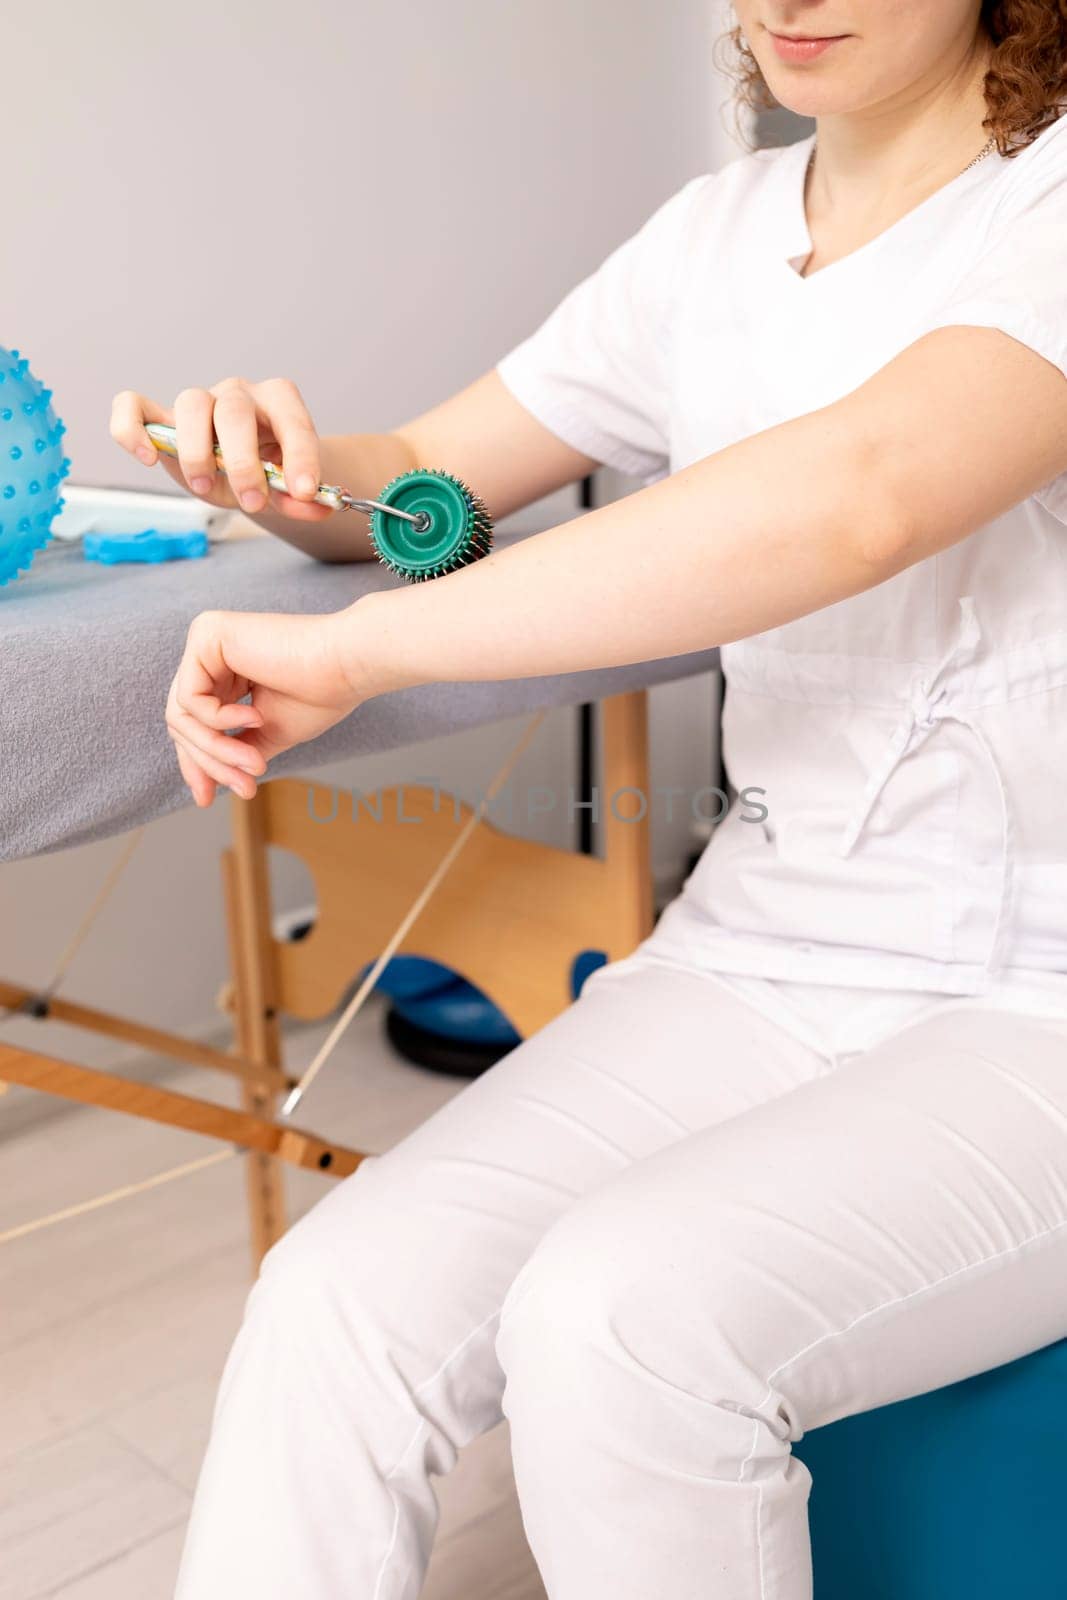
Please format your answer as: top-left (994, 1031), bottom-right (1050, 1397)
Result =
top-left (715, 1), bottom-right (1067, 156)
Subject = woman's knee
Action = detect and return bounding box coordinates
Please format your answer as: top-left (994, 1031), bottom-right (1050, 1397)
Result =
top-left (237, 1157), bottom-right (512, 1458)
top-left (496, 1182), bottom-right (797, 1477)
top-left (495, 1197), bottom-right (617, 1390)
top-left (245, 1165), bottom-right (391, 1356)
top-left (243, 1152), bottom-right (466, 1393)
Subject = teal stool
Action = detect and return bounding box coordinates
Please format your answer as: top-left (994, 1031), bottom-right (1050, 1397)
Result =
top-left (794, 1336), bottom-right (1067, 1597)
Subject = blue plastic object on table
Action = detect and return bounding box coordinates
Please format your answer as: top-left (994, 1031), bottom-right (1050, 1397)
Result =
top-left (794, 1334), bottom-right (1067, 1597)
top-left (83, 529), bottom-right (208, 565)
top-left (0, 346), bottom-right (70, 586)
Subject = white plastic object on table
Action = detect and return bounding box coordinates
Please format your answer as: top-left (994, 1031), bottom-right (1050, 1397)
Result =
top-left (50, 484), bottom-right (234, 542)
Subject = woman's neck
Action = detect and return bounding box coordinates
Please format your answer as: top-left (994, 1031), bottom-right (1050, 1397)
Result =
top-left (806, 29), bottom-right (995, 227)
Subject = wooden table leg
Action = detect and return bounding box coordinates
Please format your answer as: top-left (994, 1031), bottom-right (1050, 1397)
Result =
top-left (600, 691), bottom-right (655, 949)
top-left (225, 794), bottom-right (288, 1268)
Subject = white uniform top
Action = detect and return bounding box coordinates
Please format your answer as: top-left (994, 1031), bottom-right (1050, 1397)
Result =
top-left (496, 115), bottom-right (1067, 1015)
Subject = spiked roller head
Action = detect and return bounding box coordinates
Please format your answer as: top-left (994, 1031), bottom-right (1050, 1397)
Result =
top-left (0, 347), bottom-right (70, 587)
top-left (369, 468), bottom-right (492, 582)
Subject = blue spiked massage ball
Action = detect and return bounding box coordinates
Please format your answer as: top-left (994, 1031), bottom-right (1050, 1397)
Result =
top-left (0, 346), bottom-right (70, 586)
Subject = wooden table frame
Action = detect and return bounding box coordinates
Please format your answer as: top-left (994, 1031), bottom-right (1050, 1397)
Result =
top-left (0, 691), bottom-right (653, 1265)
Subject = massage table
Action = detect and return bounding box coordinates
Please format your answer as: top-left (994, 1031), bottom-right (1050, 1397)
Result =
top-left (0, 527), bottom-right (719, 1260)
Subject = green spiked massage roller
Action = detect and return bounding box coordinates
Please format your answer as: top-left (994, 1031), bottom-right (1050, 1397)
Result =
top-left (145, 423), bottom-right (493, 582)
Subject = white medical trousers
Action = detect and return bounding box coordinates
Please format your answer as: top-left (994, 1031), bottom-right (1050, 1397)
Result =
top-left (175, 953), bottom-right (1067, 1599)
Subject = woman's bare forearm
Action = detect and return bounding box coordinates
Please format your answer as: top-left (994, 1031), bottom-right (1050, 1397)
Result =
top-left (164, 326), bottom-right (1067, 808)
top-left (337, 401), bottom-right (896, 695)
top-left (338, 321), bottom-right (1067, 691)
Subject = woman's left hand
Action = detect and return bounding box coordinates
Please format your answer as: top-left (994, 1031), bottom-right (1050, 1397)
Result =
top-left (165, 608), bottom-right (362, 806)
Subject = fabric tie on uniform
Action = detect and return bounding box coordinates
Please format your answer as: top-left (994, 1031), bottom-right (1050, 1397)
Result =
top-left (836, 596), bottom-right (1016, 985)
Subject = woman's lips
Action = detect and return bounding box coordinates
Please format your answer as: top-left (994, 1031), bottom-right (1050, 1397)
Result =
top-left (769, 32), bottom-right (848, 62)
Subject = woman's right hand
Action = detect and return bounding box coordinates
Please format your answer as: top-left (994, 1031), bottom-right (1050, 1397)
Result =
top-left (109, 377), bottom-right (335, 523)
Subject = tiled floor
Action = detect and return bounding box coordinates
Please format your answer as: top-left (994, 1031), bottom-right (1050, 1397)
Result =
top-left (0, 997), bottom-right (546, 1600)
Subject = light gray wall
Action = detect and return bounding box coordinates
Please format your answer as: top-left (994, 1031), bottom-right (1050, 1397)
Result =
top-left (1, 1), bottom-right (740, 1068)
top-left (9, 0), bottom-right (718, 484)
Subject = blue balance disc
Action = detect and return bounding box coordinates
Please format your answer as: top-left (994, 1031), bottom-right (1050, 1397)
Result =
top-left (0, 347), bottom-right (70, 586)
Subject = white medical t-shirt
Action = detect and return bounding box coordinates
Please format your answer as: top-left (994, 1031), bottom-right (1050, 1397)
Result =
top-left (495, 116), bottom-right (1067, 1003)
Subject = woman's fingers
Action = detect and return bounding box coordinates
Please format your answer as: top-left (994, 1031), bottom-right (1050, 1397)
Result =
top-left (210, 379), bottom-right (269, 513)
top-left (168, 636), bottom-right (276, 775)
top-left (166, 615), bottom-right (272, 797)
top-left (173, 387), bottom-right (221, 497)
top-left (111, 376), bottom-right (334, 520)
top-left (169, 705), bottom-right (265, 778)
top-left (110, 388), bottom-right (233, 503)
top-left (252, 378), bottom-right (322, 501)
top-left (215, 700), bottom-right (262, 730)
top-left (170, 611), bottom-right (238, 723)
top-left (172, 737), bottom-right (217, 808)
top-left (109, 390), bottom-right (172, 467)
top-left (167, 678), bottom-right (267, 776)
top-left (168, 699), bottom-right (262, 789)
top-left (165, 608), bottom-right (362, 805)
top-left (170, 727), bottom-right (259, 800)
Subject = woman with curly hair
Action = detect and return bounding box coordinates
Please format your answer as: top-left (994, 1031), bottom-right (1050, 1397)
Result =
top-left (113, 3), bottom-right (1067, 1596)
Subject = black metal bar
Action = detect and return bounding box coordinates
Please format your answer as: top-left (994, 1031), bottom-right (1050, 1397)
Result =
top-left (577, 475), bottom-right (597, 855)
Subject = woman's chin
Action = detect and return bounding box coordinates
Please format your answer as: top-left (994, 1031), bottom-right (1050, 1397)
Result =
top-left (755, 64), bottom-right (871, 121)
